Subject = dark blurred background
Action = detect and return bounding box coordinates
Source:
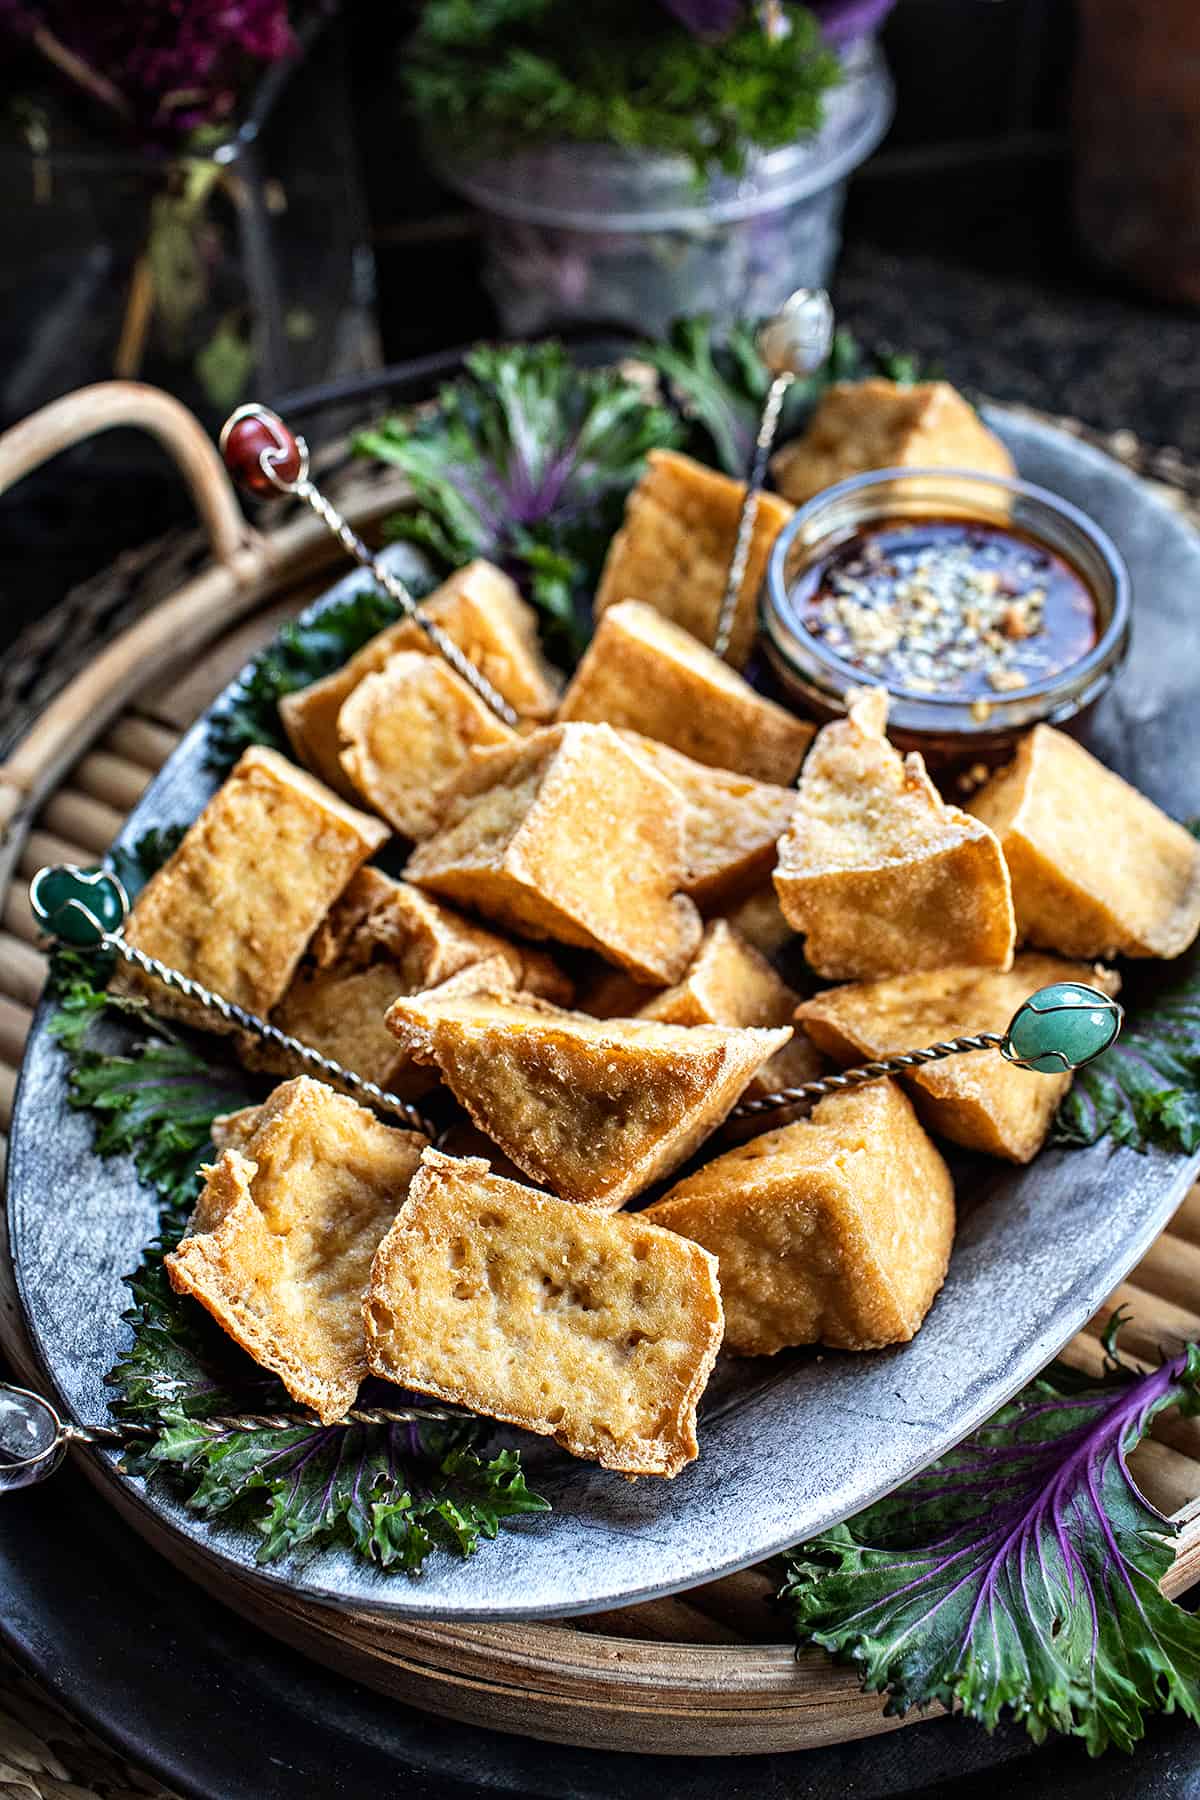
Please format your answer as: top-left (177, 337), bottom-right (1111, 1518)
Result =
top-left (2, 0), bottom-right (1198, 653)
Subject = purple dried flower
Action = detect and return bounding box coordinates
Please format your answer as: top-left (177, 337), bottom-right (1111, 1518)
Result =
top-left (811, 0), bottom-right (897, 45)
top-left (0, 0), bottom-right (298, 142)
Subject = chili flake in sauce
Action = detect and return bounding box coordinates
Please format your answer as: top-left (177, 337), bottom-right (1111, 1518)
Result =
top-left (796, 518), bottom-right (1098, 700)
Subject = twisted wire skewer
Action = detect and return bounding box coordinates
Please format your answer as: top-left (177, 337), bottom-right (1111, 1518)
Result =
top-left (74, 1402), bottom-right (474, 1447)
top-left (731, 1032), bottom-right (1007, 1120)
top-left (101, 931), bottom-right (438, 1140)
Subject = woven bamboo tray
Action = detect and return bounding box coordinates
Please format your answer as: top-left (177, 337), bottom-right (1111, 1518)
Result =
top-left (1, 381), bottom-right (1199, 1771)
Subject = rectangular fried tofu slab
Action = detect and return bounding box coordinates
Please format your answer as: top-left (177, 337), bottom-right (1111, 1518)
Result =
top-left (280, 559), bottom-right (561, 796)
top-left (647, 1080), bottom-right (954, 1355)
top-left (770, 378), bottom-right (1016, 507)
top-left (364, 1149), bottom-right (723, 1477)
top-left (387, 987), bottom-right (791, 1208)
top-left (337, 650), bottom-right (516, 840)
top-left (594, 448), bottom-right (793, 668)
top-left (969, 724), bottom-right (1200, 960)
top-left (113, 745), bottom-right (388, 1030)
top-left (560, 601), bottom-right (813, 785)
top-left (621, 733), bottom-right (796, 910)
top-left (404, 722), bottom-right (703, 984)
top-left (798, 954), bottom-right (1121, 1164)
top-left (166, 1078), bottom-right (427, 1423)
top-left (773, 687), bottom-right (1015, 979)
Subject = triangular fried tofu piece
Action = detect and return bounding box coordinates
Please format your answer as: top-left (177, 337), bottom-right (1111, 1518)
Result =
top-left (636, 920), bottom-right (823, 1097)
top-left (797, 953), bottom-right (1121, 1164)
top-left (386, 989), bottom-right (791, 1208)
top-left (165, 1078), bottom-right (427, 1423)
top-left (647, 1081), bottom-right (954, 1355)
top-left (404, 722), bottom-right (702, 984)
top-left (364, 1149), bottom-right (723, 1477)
top-left (594, 448), bottom-right (793, 667)
top-left (280, 558), bottom-right (561, 797)
top-left (773, 688), bottom-right (1015, 979)
top-left (621, 733), bottom-right (796, 910)
top-left (969, 723), bottom-right (1200, 959)
top-left (559, 601), bottom-right (813, 784)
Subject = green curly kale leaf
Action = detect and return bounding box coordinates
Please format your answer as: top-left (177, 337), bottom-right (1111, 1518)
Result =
top-left (643, 316), bottom-right (932, 474)
top-left (782, 1328), bottom-right (1200, 1755)
top-left (356, 341), bottom-right (681, 662)
top-left (1055, 949), bottom-right (1200, 1154)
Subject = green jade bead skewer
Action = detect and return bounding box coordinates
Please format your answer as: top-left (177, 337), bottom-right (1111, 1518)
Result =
top-left (29, 863), bottom-right (1125, 1127)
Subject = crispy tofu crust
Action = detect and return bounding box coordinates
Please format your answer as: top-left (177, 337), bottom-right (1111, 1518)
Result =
top-left (166, 1078), bottom-right (426, 1422)
top-left (364, 1149), bottom-right (723, 1477)
top-left (386, 988), bottom-right (791, 1209)
top-left (559, 602), bottom-right (813, 785)
top-left (722, 883), bottom-right (795, 959)
top-left (594, 448), bottom-right (793, 668)
top-left (636, 921), bottom-right (824, 1098)
top-left (620, 733), bottom-right (797, 910)
top-left (112, 746), bottom-right (388, 1030)
top-left (338, 651), bottom-right (516, 840)
top-left (404, 722), bottom-right (703, 984)
top-left (770, 379), bottom-right (1016, 507)
top-left (646, 1080), bottom-right (955, 1355)
top-left (279, 559), bottom-right (561, 795)
top-left (969, 724), bottom-right (1200, 960)
top-left (798, 954), bottom-right (1121, 1164)
top-left (773, 688), bottom-right (1015, 979)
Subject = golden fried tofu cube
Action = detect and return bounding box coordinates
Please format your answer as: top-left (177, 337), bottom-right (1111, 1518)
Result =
top-left (773, 688), bottom-right (1015, 979)
top-left (114, 745), bottom-right (388, 1031)
top-left (166, 1078), bottom-right (426, 1422)
top-left (559, 602), bottom-right (813, 785)
top-left (280, 559), bottom-right (561, 796)
top-left (646, 1081), bottom-right (954, 1355)
top-left (771, 379), bottom-right (1016, 506)
top-left (723, 883), bottom-right (795, 959)
top-left (594, 448), bottom-right (793, 668)
top-left (621, 733), bottom-right (796, 910)
top-left (405, 722), bottom-right (702, 984)
top-left (386, 988), bottom-right (791, 1209)
top-left (364, 1149), bottom-right (723, 1477)
top-left (337, 650), bottom-right (517, 840)
top-left (798, 954), bottom-right (1121, 1164)
top-left (242, 866), bottom-right (569, 1093)
top-left (637, 921), bottom-right (823, 1097)
top-left (969, 724), bottom-right (1200, 959)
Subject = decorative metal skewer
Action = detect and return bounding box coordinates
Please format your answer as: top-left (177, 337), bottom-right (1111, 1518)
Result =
top-left (730, 980), bottom-right (1124, 1123)
top-left (0, 1381), bottom-right (474, 1494)
top-left (218, 402), bottom-right (519, 729)
top-left (29, 862), bottom-right (439, 1140)
top-left (711, 287), bottom-right (835, 659)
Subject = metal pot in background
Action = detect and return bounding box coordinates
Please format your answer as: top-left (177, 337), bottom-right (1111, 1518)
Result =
top-left (1073, 0), bottom-right (1200, 307)
top-left (429, 39), bottom-right (893, 338)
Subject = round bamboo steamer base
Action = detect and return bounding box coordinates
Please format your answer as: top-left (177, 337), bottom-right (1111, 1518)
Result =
top-left (1, 383), bottom-right (1199, 1760)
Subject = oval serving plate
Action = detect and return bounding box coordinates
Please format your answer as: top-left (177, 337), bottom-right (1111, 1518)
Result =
top-left (8, 407), bottom-right (1200, 1622)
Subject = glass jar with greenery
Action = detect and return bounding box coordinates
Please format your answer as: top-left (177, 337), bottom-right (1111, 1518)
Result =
top-left (404, 0), bottom-right (895, 336)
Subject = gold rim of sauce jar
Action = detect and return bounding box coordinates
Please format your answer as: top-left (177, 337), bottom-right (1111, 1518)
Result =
top-left (760, 467), bottom-right (1131, 764)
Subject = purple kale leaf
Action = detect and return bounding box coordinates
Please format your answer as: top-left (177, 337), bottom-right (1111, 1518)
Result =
top-left (811, 0), bottom-right (898, 45)
top-left (782, 1330), bottom-right (1200, 1754)
top-left (657, 0), bottom-right (745, 37)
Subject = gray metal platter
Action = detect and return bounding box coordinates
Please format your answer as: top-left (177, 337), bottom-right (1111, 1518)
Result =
top-left (7, 406), bottom-right (1200, 1622)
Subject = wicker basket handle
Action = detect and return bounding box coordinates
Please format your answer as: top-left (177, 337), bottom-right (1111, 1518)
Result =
top-left (0, 380), bottom-right (251, 568)
top-left (0, 381), bottom-right (273, 868)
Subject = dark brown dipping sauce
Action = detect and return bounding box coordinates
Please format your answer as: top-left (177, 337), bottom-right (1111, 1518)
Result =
top-left (794, 517), bottom-right (1098, 701)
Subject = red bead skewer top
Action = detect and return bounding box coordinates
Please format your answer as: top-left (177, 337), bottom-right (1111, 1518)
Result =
top-left (219, 404), bottom-right (307, 498)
